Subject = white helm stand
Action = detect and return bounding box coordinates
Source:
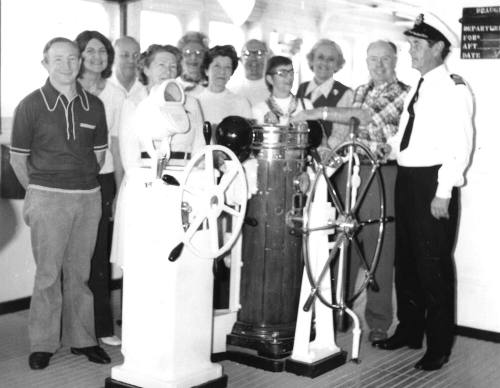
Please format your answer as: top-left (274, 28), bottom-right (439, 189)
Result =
top-left (284, 170), bottom-right (348, 377)
top-left (105, 145), bottom-right (247, 388)
top-left (285, 119), bottom-right (387, 378)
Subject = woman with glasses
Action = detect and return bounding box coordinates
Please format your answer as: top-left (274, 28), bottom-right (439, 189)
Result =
top-left (197, 45), bottom-right (253, 137)
top-left (75, 30), bottom-right (126, 348)
top-left (296, 39), bottom-right (353, 148)
top-left (176, 31), bottom-right (209, 95)
top-left (252, 55), bottom-right (313, 125)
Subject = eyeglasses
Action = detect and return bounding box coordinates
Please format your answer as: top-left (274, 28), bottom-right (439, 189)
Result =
top-left (183, 48), bottom-right (204, 57)
top-left (119, 52), bottom-right (140, 60)
top-left (270, 69), bottom-right (294, 77)
top-left (367, 55), bottom-right (395, 65)
top-left (242, 49), bottom-right (266, 58)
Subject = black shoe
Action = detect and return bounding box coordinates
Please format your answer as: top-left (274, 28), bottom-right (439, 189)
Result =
top-left (414, 352), bottom-right (449, 371)
top-left (372, 333), bottom-right (422, 350)
top-left (29, 352), bottom-right (53, 370)
top-left (71, 346), bottom-right (111, 364)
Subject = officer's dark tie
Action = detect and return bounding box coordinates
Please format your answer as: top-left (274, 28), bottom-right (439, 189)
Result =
top-left (400, 77), bottom-right (424, 151)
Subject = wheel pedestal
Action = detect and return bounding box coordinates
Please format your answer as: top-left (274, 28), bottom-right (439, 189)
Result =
top-left (286, 172), bottom-right (347, 378)
top-left (107, 166), bottom-right (226, 388)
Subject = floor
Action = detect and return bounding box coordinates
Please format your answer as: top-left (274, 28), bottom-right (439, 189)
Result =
top-left (1, 291), bottom-right (499, 388)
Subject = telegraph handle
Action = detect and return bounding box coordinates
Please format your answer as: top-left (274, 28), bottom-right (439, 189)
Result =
top-left (168, 242), bottom-right (184, 262)
top-left (349, 117), bottom-right (360, 137)
top-left (203, 121), bottom-right (212, 145)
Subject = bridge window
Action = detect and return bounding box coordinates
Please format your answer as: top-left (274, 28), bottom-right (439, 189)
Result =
top-left (1, 0), bottom-right (112, 124)
top-left (140, 11), bottom-right (182, 49)
top-left (208, 21), bottom-right (245, 53)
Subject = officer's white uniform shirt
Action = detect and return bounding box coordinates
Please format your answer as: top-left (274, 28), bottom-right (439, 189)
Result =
top-left (391, 64), bottom-right (473, 198)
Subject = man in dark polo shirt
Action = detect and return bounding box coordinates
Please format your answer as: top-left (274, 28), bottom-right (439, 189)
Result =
top-left (10, 37), bottom-right (111, 370)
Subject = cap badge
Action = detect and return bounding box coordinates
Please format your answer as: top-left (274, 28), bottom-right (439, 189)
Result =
top-left (415, 13), bottom-right (424, 26)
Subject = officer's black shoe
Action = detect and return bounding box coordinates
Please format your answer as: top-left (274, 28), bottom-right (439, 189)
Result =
top-left (29, 352), bottom-right (53, 370)
top-left (414, 352), bottom-right (449, 371)
top-left (372, 332), bottom-right (422, 350)
top-left (71, 346), bottom-right (111, 364)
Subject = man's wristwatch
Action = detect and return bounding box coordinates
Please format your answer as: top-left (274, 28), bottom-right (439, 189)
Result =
top-left (322, 106), bottom-right (328, 121)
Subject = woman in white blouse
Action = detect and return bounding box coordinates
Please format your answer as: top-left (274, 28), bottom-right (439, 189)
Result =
top-left (197, 45), bottom-right (252, 138)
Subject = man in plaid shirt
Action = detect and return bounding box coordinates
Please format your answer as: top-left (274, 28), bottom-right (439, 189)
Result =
top-left (353, 41), bottom-right (410, 159)
top-left (346, 40), bottom-right (409, 344)
top-left (293, 40), bottom-right (409, 342)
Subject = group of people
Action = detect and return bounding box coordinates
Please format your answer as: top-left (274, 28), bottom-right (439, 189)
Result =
top-left (10, 11), bottom-right (472, 374)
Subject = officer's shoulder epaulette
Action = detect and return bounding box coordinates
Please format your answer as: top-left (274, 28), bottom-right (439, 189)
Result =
top-left (450, 74), bottom-right (466, 85)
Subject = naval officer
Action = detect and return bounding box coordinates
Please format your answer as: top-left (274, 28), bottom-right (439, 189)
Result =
top-left (372, 13), bottom-right (474, 372)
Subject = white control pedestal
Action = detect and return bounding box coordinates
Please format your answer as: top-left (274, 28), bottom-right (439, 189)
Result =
top-left (108, 166), bottom-right (226, 388)
top-left (285, 173), bottom-right (347, 377)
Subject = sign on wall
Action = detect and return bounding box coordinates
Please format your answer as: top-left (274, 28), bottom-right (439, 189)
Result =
top-left (460, 6), bottom-right (500, 59)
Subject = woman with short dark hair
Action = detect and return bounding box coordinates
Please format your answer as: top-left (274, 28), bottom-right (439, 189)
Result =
top-left (252, 55), bottom-right (313, 125)
top-left (197, 45), bottom-right (252, 136)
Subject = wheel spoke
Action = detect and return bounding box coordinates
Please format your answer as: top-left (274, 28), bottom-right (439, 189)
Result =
top-left (204, 149), bottom-right (216, 186)
top-left (222, 204), bottom-right (242, 217)
top-left (322, 167), bottom-right (346, 216)
top-left (352, 235), bottom-right (371, 272)
top-left (185, 211), bottom-right (207, 241)
top-left (358, 217), bottom-right (384, 226)
top-left (182, 185), bottom-right (203, 198)
top-left (352, 165), bottom-right (377, 214)
top-left (218, 166), bottom-right (238, 192)
top-left (313, 233), bottom-right (345, 285)
top-left (208, 213), bottom-right (220, 252)
top-left (306, 223), bottom-right (336, 234)
top-left (303, 233), bottom-right (345, 311)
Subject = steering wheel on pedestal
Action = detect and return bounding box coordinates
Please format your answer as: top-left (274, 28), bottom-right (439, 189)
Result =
top-left (177, 145), bottom-right (248, 260)
top-left (302, 120), bottom-right (388, 313)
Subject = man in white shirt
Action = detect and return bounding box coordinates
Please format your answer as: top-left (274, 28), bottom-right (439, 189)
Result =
top-left (111, 36), bottom-right (146, 100)
top-left (372, 13), bottom-right (473, 372)
top-left (227, 39), bottom-right (270, 106)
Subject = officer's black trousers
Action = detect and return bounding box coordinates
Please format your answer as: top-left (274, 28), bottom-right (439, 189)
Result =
top-left (394, 165), bottom-right (458, 356)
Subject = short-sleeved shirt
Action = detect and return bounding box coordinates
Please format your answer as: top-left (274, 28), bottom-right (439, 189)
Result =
top-left (352, 78), bottom-right (409, 145)
top-left (94, 80), bottom-right (125, 174)
top-left (10, 78), bottom-right (108, 190)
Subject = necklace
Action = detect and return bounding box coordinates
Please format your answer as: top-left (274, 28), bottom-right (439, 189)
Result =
top-left (265, 94), bottom-right (298, 120)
